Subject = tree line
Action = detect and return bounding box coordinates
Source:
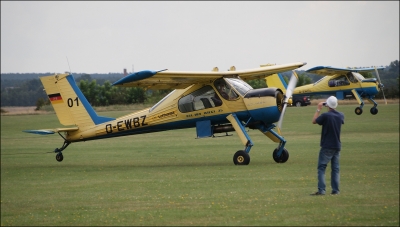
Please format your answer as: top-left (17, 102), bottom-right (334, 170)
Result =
top-left (1, 60), bottom-right (398, 107)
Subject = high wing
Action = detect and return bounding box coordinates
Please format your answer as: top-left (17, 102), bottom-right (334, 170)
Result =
top-left (306, 66), bottom-right (385, 76)
top-left (113, 62), bottom-right (307, 90)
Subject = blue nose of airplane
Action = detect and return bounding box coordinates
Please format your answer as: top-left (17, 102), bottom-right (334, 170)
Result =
top-left (243, 88), bottom-right (284, 125)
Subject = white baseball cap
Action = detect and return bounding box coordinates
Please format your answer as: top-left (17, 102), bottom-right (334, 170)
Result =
top-left (326, 96), bottom-right (338, 109)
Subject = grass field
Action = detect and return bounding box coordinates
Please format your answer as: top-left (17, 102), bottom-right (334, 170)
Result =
top-left (1, 103), bottom-right (399, 226)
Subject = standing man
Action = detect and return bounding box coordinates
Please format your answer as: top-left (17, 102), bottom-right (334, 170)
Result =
top-left (310, 96), bottom-right (344, 195)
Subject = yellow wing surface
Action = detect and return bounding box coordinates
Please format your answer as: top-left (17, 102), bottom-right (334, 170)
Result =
top-left (306, 66), bottom-right (385, 76)
top-left (113, 62), bottom-right (306, 89)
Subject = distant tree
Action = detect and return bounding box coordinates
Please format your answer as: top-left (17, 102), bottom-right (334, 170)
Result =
top-left (389, 60), bottom-right (399, 73)
top-left (296, 73), bottom-right (312, 87)
top-left (35, 97), bottom-right (46, 110)
top-left (76, 74), bottom-right (92, 83)
top-left (247, 79), bottom-right (267, 89)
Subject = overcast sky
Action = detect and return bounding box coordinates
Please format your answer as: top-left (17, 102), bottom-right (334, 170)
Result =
top-left (1, 1), bottom-right (399, 74)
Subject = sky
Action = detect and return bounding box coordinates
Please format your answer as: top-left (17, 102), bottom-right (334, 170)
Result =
top-left (1, 1), bottom-right (399, 74)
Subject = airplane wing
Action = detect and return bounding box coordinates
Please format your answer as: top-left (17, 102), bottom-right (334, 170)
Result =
top-left (113, 62), bottom-right (306, 90)
top-left (306, 66), bottom-right (385, 76)
top-left (23, 127), bottom-right (79, 135)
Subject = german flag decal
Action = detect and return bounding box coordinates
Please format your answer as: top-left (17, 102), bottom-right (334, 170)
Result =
top-left (48, 93), bottom-right (63, 104)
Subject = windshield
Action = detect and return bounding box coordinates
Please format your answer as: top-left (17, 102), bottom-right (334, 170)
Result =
top-left (352, 72), bottom-right (365, 81)
top-left (225, 78), bottom-right (253, 96)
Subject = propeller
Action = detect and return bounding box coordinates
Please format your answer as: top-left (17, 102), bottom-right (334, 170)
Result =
top-left (277, 70), bottom-right (299, 131)
top-left (374, 66), bottom-right (387, 105)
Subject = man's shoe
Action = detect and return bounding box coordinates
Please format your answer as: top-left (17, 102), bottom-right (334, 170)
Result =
top-left (310, 192), bottom-right (325, 196)
top-left (331, 192), bottom-right (340, 195)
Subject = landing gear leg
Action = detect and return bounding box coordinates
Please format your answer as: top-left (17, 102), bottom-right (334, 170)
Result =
top-left (53, 133), bottom-right (71, 162)
top-left (227, 114), bottom-right (253, 166)
top-left (351, 89), bottom-right (364, 116)
top-left (258, 125), bottom-right (289, 163)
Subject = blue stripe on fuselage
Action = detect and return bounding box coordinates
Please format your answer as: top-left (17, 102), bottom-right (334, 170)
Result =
top-left (77, 112), bottom-right (243, 142)
top-left (77, 105), bottom-right (281, 143)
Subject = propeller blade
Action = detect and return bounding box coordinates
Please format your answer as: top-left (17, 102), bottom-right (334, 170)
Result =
top-left (374, 66), bottom-right (387, 105)
top-left (277, 71), bottom-right (298, 130)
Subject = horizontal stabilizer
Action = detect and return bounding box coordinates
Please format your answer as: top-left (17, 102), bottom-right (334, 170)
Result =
top-left (23, 127), bottom-right (79, 135)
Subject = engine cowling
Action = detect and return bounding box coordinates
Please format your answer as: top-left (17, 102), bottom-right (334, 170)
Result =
top-left (243, 88), bottom-right (284, 125)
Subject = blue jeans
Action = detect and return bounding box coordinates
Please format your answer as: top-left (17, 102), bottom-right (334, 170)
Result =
top-left (317, 148), bottom-right (340, 194)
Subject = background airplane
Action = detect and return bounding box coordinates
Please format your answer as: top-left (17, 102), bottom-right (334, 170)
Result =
top-left (266, 66), bottom-right (386, 115)
top-left (24, 62), bottom-right (306, 165)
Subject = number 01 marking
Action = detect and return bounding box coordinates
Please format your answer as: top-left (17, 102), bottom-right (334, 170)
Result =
top-left (67, 97), bottom-right (79, 107)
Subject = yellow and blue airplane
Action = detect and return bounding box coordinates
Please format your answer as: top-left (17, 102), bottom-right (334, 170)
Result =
top-left (266, 66), bottom-right (386, 115)
top-left (24, 62), bottom-right (306, 164)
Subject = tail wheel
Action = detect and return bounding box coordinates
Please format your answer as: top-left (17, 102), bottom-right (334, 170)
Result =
top-left (233, 150), bottom-right (250, 165)
top-left (370, 107), bottom-right (378, 115)
top-left (355, 107), bottom-right (363, 115)
top-left (56, 153), bottom-right (63, 162)
top-left (273, 148), bottom-right (289, 163)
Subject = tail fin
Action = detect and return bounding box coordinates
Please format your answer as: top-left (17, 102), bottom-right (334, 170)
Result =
top-left (40, 73), bottom-right (115, 128)
top-left (265, 73), bottom-right (288, 93)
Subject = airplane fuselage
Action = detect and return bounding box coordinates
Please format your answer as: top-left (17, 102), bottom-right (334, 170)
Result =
top-left (66, 80), bottom-right (283, 143)
top-left (294, 74), bottom-right (379, 99)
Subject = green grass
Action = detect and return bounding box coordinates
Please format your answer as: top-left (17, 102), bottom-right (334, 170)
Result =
top-left (1, 104), bottom-right (399, 226)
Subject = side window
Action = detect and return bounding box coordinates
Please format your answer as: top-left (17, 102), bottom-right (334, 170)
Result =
top-left (214, 78), bottom-right (239, 100)
top-left (328, 75), bottom-right (351, 87)
top-left (178, 86), bottom-right (222, 113)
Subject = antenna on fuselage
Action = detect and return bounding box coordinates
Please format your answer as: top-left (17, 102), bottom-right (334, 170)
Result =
top-left (66, 56), bottom-right (72, 74)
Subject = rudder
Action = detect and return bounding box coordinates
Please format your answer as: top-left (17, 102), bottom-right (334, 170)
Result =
top-left (265, 73), bottom-right (288, 93)
top-left (40, 73), bottom-right (114, 128)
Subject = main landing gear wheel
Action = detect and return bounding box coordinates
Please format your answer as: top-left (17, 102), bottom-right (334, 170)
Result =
top-left (370, 107), bottom-right (378, 115)
top-left (233, 150), bottom-right (250, 165)
top-left (273, 148), bottom-right (289, 163)
top-left (56, 153), bottom-right (64, 162)
top-left (355, 107), bottom-right (363, 115)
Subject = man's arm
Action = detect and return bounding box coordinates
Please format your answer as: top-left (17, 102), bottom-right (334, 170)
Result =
top-left (312, 102), bottom-right (325, 124)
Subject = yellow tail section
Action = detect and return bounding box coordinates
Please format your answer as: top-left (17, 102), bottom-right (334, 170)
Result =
top-left (265, 73), bottom-right (288, 93)
top-left (40, 73), bottom-right (114, 128)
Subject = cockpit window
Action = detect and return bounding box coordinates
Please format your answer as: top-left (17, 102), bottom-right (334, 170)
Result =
top-left (225, 78), bottom-right (253, 96)
top-left (328, 75), bottom-right (350, 87)
top-left (178, 86), bottom-right (222, 113)
top-left (214, 78), bottom-right (239, 100)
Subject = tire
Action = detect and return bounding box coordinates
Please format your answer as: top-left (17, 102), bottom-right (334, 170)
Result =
top-left (56, 153), bottom-right (63, 162)
top-left (295, 101), bottom-right (302, 107)
top-left (370, 107), bottom-right (378, 115)
top-left (272, 148), bottom-right (289, 163)
top-left (355, 107), bottom-right (363, 115)
top-left (233, 150), bottom-right (250, 165)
